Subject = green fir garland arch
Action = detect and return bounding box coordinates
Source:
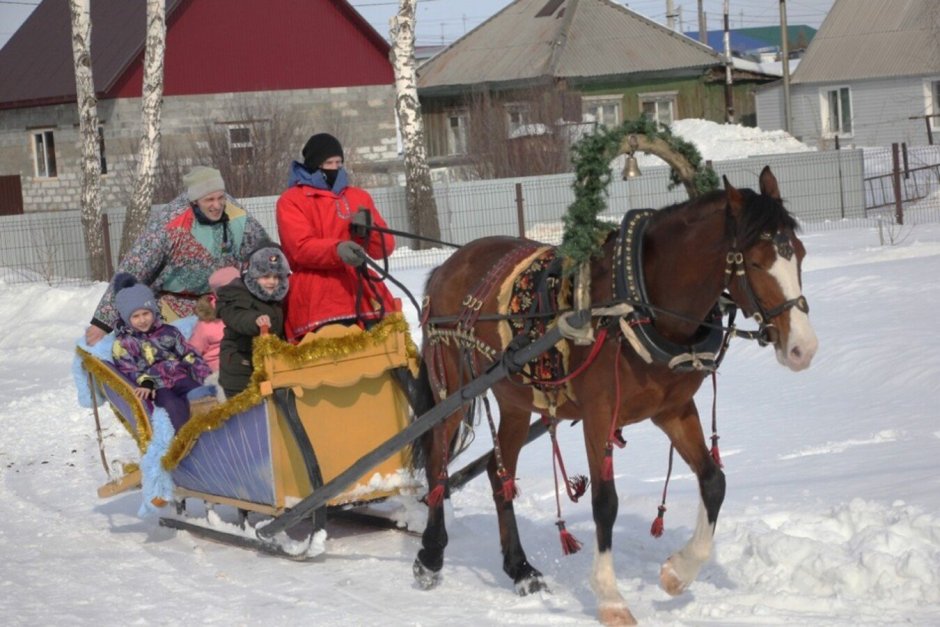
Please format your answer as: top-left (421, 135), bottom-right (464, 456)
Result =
top-left (559, 118), bottom-right (720, 266)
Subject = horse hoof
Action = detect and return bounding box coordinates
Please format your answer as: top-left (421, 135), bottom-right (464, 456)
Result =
top-left (598, 604), bottom-right (637, 626)
top-left (514, 573), bottom-right (549, 596)
top-left (659, 560), bottom-right (689, 597)
top-left (413, 558), bottom-right (442, 590)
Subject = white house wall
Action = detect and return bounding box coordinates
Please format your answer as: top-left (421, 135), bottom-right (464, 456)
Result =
top-left (758, 75), bottom-right (939, 148)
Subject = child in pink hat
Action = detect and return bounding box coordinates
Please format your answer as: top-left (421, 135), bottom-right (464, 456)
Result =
top-left (189, 266), bottom-right (239, 375)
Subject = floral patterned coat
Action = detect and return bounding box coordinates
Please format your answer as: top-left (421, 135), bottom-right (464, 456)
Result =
top-left (91, 193), bottom-right (269, 332)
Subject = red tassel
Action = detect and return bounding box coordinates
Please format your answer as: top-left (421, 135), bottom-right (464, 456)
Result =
top-left (499, 470), bottom-right (518, 501)
top-left (568, 475), bottom-right (588, 501)
top-left (426, 483), bottom-right (445, 508)
top-left (710, 434), bottom-right (723, 468)
top-left (556, 520), bottom-right (582, 555)
top-left (650, 505), bottom-right (666, 538)
top-left (601, 447), bottom-right (614, 482)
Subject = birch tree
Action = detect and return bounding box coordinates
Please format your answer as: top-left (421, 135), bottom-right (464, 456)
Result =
top-left (389, 0), bottom-right (441, 247)
top-left (69, 0), bottom-right (108, 281)
top-left (120, 0), bottom-right (167, 258)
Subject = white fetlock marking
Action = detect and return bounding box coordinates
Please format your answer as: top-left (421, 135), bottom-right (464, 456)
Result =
top-left (591, 548), bottom-right (627, 608)
top-left (662, 502), bottom-right (714, 591)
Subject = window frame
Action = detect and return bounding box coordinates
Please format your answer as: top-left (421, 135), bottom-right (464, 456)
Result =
top-left (638, 92), bottom-right (678, 126)
top-left (227, 124), bottom-right (254, 165)
top-left (820, 85), bottom-right (853, 138)
top-left (927, 78), bottom-right (940, 131)
top-left (582, 95), bottom-right (623, 128)
top-left (32, 129), bottom-right (57, 178)
top-left (505, 103), bottom-right (531, 138)
top-left (98, 125), bottom-right (108, 175)
top-left (445, 108), bottom-right (469, 156)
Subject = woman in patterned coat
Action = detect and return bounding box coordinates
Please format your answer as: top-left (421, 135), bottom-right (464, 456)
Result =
top-left (84, 166), bottom-right (270, 346)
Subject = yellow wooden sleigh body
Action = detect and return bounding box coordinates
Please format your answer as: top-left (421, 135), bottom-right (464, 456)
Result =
top-left (77, 314), bottom-right (419, 520)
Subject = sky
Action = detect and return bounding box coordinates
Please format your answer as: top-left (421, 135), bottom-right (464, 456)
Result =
top-left (0, 0), bottom-right (837, 51)
top-left (1, 121), bottom-right (939, 625)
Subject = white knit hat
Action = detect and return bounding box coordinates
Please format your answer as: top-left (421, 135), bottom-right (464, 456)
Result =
top-left (183, 166), bottom-right (225, 201)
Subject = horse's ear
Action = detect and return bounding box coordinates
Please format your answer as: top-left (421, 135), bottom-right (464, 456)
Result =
top-left (759, 166), bottom-right (781, 200)
top-left (723, 175), bottom-right (744, 214)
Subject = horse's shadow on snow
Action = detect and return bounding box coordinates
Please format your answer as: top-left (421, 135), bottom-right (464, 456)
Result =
top-left (427, 506), bottom-right (736, 613)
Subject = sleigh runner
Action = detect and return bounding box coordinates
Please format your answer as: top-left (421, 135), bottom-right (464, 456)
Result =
top-left (77, 313), bottom-right (423, 558)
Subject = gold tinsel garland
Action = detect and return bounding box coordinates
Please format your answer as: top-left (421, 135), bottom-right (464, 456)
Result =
top-left (77, 349), bottom-right (151, 452)
top-left (161, 313), bottom-right (418, 471)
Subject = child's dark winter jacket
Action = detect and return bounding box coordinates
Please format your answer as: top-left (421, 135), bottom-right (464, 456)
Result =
top-left (216, 279), bottom-right (285, 396)
top-left (112, 320), bottom-right (212, 389)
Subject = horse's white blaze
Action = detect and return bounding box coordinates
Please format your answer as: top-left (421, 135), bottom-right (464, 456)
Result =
top-left (768, 252), bottom-right (818, 371)
top-left (661, 503), bottom-right (714, 594)
top-left (591, 548), bottom-right (626, 608)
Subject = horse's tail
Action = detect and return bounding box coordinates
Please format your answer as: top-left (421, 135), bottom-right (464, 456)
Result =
top-left (407, 357), bottom-right (437, 472)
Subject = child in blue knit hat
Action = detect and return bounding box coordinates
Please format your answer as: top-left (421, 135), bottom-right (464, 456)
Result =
top-left (111, 272), bottom-right (212, 431)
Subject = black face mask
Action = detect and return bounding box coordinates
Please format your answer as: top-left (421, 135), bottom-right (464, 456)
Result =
top-left (321, 168), bottom-right (339, 188)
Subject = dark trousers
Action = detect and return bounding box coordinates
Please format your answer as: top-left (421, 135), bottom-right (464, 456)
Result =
top-left (154, 377), bottom-right (202, 431)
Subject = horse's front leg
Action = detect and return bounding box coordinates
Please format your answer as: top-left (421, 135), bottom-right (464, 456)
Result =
top-left (652, 401), bottom-right (726, 596)
top-left (582, 402), bottom-right (637, 626)
top-left (488, 402), bottom-right (547, 595)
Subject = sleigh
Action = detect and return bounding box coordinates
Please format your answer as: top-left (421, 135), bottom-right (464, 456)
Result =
top-left (76, 314), bottom-right (422, 558)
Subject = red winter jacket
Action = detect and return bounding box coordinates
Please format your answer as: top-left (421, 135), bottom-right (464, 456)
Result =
top-left (276, 182), bottom-right (397, 341)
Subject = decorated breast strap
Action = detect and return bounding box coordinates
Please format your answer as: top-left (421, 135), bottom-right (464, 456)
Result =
top-left (613, 210), bottom-right (724, 372)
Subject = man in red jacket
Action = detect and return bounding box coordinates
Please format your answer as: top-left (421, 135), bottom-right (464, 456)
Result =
top-left (275, 133), bottom-right (398, 342)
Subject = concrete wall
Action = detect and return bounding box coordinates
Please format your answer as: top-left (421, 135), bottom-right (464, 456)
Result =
top-left (0, 84), bottom-right (399, 213)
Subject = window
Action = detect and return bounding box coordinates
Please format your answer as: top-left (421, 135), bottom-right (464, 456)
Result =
top-left (582, 96), bottom-right (622, 128)
top-left (228, 125), bottom-right (253, 165)
top-left (929, 80), bottom-right (940, 130)
top-left (505, 103), bottom-right (530, 137)
top-left (32, 130), bottom-right (57, 178)
top-left (98, 126), bottom-right (108, 175)
top-left (639, 93), bottom-right (677, 126)
top-left (445, 109), bottom-right (468, 155)
top-left (822, 86), bottom-right (852, 137)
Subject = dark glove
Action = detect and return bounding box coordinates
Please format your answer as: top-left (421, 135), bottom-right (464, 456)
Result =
top-left (337, 240), bottom-right (367, 267)
top-left (350, 207), bottom-right (373, 238)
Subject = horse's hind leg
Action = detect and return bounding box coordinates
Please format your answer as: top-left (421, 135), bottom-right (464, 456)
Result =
top-left (487, 401), bottom-right (547, 595)
top-left (652, 401), bottom-right (726, 596)
top-left (413, 409), bottom-right (463, 590)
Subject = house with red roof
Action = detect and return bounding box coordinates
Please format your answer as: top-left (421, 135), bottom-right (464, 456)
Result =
top-left (0, 0), bottom-right (398, 214)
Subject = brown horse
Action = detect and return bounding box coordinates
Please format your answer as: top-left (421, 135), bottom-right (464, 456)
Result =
top-left (410, 167), bottom-right (818, 625)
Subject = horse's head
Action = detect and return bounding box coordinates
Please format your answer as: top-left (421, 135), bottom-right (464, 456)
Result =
top-left (723, 167), bottom-right (818, 371)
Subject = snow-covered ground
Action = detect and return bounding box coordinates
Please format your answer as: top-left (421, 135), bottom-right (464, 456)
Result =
top-left (2, 122), bottom-right (939, 625)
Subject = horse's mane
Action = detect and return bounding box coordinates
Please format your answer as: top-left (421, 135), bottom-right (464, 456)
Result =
top-left (649, 188), bottom-right (797, 249)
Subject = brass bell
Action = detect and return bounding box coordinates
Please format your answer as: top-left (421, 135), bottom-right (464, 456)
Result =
top-left (622, 154), bottom-right (641, 179)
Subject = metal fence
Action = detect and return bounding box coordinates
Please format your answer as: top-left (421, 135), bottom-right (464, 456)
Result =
top-left (2, 149), bottom-right (938, 284)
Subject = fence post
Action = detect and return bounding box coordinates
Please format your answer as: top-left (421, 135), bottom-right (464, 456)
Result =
top-left (891, 143), bottom-right (904, 225)
top-left (101, 213), bottom-right (115, 278)
top-left (515, 182), bottom-right (525, 238)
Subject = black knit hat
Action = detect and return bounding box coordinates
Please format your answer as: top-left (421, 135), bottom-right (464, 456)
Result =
top-left (302, 133), bottom-right (344, 171)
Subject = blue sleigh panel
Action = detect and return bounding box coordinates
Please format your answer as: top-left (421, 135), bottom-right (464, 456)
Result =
top-left (172, 402), bottom-right (276, 508)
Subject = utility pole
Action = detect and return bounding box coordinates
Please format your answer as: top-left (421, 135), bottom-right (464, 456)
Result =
top-left (723, 0), bottom-right (734, 122)
top-left (666, 0), bottom-right (677, 31)
top-left (698, 0), bottom-right (707, 44)
top-left (780, 0), bottom-right (792, 133)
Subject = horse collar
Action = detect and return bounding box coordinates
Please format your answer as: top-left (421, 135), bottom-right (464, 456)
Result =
top-left (613, 210), bottom-right (724, 372)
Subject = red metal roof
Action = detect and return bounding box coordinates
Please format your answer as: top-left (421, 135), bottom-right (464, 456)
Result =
top-left (0, 0), bottom-right (393, 109)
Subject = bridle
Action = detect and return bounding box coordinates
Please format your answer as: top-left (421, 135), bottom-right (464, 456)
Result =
top-left (723, 230), bottom-right (810, 346)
